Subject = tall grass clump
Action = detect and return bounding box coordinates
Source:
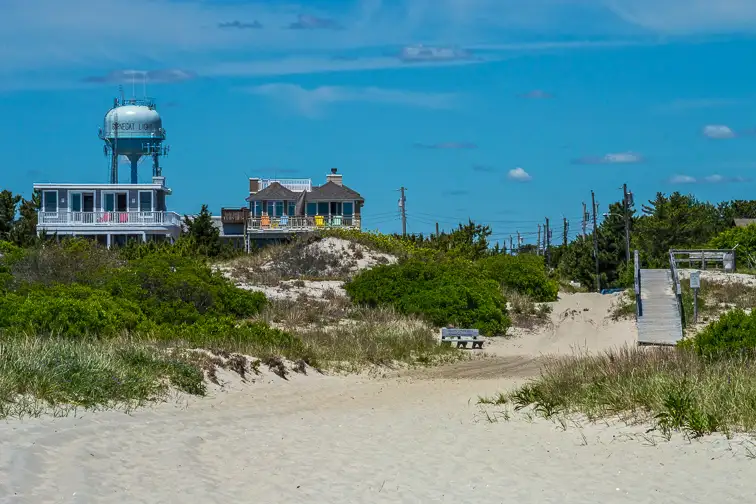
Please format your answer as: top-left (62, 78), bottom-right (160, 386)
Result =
top-left (0, 337), bottom-right (206, 417)
top-left (496, 344), bottom-right (756, 437)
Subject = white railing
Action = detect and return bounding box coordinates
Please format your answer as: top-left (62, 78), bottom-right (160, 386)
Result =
top-left (260, 178), bottom-right (312, 192)
top-left (38, 211), bottom-right (182, 227)
top-left (248, 215), bottom-right (360, 232)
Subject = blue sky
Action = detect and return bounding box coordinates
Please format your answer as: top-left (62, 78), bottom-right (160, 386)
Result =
top-left (2, 0), bottom-right (756, 246)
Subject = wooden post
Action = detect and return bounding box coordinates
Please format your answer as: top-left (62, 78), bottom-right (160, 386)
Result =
top-left (537, 225), bottom-right (541, 255)
top-left (399, 187), bottom-right (407, 237)
top-left (545, 217), bottom-right (551, 268)
top-left (623, 183), bottom-right (631, 264)
top-left (563, 217), bottom-right (568, 247)
top-left (591, 190), bottom-right (600, 292)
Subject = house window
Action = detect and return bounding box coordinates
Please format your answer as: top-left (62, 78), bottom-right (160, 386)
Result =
top-left (288, 202), bottom-right (296, 216)
top-left (317, 202), bottom-right (329, 216)
top-left (266, 201), bottom-right (275, 216)
top-left (275, 201), bottom-right (284, 217)
top-left (343, 202), bottom-right (354, 216)
top-left (306, 203), bottom-right (317, 216)
top-left (43, 191), bottom-right (57, 213)
top-left (252, 201), bottom-right (262, 217)
top-left (104, 193), bottom-right (115, 212)
top-left (139, 191), bottom-right (153, 212)
top-left (330, 202), bottom-right (342, 215)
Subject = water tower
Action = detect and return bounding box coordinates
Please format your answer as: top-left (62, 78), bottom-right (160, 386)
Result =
top-left (99, 90), bottom-right (170, 184)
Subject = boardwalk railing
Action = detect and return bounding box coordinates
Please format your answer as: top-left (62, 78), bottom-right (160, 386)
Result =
top-left (634, 249), bottom-right (642, 317)
top-left (38, 211), bottom-right (182, 227)
top-left (670, 249), bottom-right (736, 271)
top-left (668, 250), bottom-right (685, 329)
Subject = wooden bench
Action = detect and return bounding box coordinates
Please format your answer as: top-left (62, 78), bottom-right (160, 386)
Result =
top-left (439, 328), bottom-right (484, 349)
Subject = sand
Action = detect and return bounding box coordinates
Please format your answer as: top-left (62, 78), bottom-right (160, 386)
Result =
top-left (1, 293), bottom-right (754, 503)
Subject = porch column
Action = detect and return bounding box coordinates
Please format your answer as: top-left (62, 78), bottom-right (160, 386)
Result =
top-left (142, 232), bottom-right (147, 243)
top-left (106, 234), bottom-right (111, 249)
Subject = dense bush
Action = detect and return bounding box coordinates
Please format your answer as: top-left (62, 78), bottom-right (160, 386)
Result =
top-left (106, 255), bottom-right (265, 324)
top-left (709, 224), bottom-right (756, 257)
top-left (479, 254), bottom-right (558, 302)
top-left (682, 309), bottom-right (756, 356)
top-left (1, 241), bottom-right (267, 336)
top-left (345, 260), bottom-right (510, 336)
top-left (0, 285), bottom-right (145, 337)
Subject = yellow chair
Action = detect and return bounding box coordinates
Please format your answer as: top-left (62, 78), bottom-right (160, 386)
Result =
top-left (314, 215), bottom-right (325, 228)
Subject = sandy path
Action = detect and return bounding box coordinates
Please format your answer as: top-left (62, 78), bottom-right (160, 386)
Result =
top-left (1, 293), bottom-right (753, 503)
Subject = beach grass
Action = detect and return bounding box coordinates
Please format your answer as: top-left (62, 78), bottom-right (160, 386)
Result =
top-left (480, 345), bottom-right (756, 437)
top-left (0, 309), bottom-right (461, 418)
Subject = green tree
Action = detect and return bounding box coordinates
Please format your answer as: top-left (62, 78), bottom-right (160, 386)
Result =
top-left (634, 192), bottom-right (723, 267)
top-left (0, 190), bottom-right (21, 241)
top-left (183, 204), bottom-right (221, 257)
top-left (11, 191), bottom-right (40, 246)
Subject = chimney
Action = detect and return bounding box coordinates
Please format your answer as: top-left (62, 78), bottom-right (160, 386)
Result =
top-left (326, 167), bottom-right (343, 186)
top-left (249, 178), bottom-right (261, 195)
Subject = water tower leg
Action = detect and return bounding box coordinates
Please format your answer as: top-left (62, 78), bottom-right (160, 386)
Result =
top-left (130, 157), bottom-right (139, 184)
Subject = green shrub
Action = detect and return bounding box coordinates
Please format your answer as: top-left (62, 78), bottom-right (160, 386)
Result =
top-left (344, 259), bottom-right (510, 336)
top-left (710, 224), bottom-right (756, 257)
top-left (479, 254), bottom-right (558, 302)
top-left (107, 255), bottom-right (266, 324)
top-left (8, 239), bottom-right (122, 288)
top-left (0, 285), bottom-right (145, 337)
top-left (683, 309), bottom-right (756, 356)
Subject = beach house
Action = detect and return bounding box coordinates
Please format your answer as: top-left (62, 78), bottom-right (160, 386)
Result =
top-left (219, 168), bottom-right (364, 249)
top-left (33, 176), bottom-right (182, 247)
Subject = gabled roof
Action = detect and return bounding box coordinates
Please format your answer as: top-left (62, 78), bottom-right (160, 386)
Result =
top-left (308, 182), bottom-right (363, 202)
top-left (246, 182), bottom-right (297, 202)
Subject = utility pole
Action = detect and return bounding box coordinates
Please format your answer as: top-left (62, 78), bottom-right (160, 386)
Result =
top-left (516, 231), bottom-right (521, 254)
top-left (582, 202), bottom-right (587, 242)
top-left (622, 183), bottom-right (631, 264)
top-left (537, 225), bottom-right (541, 255)
top-left (509, 235), bottom-right (513, 256)
top-left (545, 218), bottom-right (551, 268)
top-left (399, 187), bottom-right (407, 237)
top-left (591, 190), bottom-right (600, 292)
top-left (563, 217), bottom-right (568, 247)
top-left (435, 222), bottom-right (439, 238)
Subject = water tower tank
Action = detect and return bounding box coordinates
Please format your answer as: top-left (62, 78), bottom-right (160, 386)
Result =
top-left (99, 97), bottom-right (169, 184)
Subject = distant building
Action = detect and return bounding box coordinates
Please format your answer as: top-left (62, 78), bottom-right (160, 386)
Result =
top-left (219, 168), bottom-right (364, 250)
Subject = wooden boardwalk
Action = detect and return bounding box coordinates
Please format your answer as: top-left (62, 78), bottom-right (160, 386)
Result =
top-left (636, 269), bottom-right (684, 345)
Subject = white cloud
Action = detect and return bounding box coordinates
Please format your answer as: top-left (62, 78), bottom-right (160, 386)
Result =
top-left (669, 175), bottom-right (697, 184)
top-left (669, 174), bottom-right (749, 184)
top-left (702, 124), bottom-right (736, 139)
top-left (507, 167), bottom-right (532, 181)
top-left (572, 152), bottom-right (645, 164)
top-left (607, 0), bottom-right (756, 34)
top-left (2, 0), bottom-right (755, 85)
top-left (246, 83), bottom-right (456, 117)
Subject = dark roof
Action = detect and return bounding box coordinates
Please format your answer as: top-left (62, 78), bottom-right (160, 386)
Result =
top-left (246, 182), bottom-right (297, 202)
top-left (308, 182), bottom-right (363, 202)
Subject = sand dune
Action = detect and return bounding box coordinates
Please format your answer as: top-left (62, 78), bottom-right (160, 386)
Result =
top-left (1, 293), bottom-right (753, 504)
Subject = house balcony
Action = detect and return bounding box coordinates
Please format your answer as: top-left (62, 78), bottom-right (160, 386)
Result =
top-left (38, 211), bottom-right (182, 235)
top-left (247, 215), bottom-right (361, 233)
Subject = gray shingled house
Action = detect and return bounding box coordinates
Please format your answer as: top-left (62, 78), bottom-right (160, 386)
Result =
top-left (219, 168), bottom-right (364, 249)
